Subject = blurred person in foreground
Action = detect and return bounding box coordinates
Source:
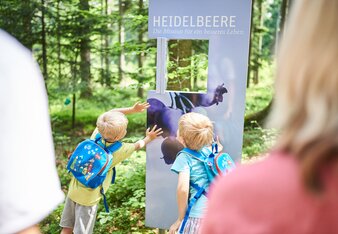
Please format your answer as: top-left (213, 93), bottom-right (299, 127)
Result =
top-left (0, 30), bottom-right (64, 233)
top-left (200, 1), bottom-right (338, 233)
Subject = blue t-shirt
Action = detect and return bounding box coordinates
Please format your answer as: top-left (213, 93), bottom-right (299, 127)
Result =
top-left (171, 148), bottom-right (209, 218)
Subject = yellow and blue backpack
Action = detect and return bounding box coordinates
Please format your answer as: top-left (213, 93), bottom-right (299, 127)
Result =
top-left (67, 133), bottom-right (121, 212)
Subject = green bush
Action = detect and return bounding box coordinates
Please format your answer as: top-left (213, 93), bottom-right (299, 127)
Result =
top-left (95, 152), bottom-right (152, 233)
top-left (41, 148), bottom-right (156, 233)
top-left (245, 61), bottom-right (275, 115)
top-left (40, 204), bottom-right (64, 234)
top-left (43, 71), bottom-right (277, 232)
top-left (242, 124), bottom-right (277, 160)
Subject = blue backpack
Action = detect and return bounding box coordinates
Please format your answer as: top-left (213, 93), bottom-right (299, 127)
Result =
top-left (67, 133), bottom-right (122, 212)
top-left (178, 144), bottom-right (236, 233)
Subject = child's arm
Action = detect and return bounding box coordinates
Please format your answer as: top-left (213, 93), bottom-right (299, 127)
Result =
top-left (110, 101), bottom-right (150, 115)
top-left (169, 171), bottom-right (190, 234)
top-left (134, 125), bottom-right (163, 150)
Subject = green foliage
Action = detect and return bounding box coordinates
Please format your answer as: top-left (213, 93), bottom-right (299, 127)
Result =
top-left (41, 148), bottom-right (156, 233)
top-left (50, 88), bottom-right (148, 135)
top-left (242, 125), bottom-right (277, 160)
top-left (248, 0), bottom-right (281, 85)
top-left (0, 0), bottom-right (281, 232)
top-left (245, 61), bottom-right (275, 115)
top-left (43, 88), bottom-right (153, 232)
top-left (167, 40), bottom-right (208, 92)
top-left (243, 61), bottom-right (276, 159)
top-left (40, 204), bottom-right (65, 234)
top-left (42, 73), bottom-right (277, 232)
top-left (95, 152), bottom-right (154, 233)
top-left (262, 0), bottom-right (282, 59)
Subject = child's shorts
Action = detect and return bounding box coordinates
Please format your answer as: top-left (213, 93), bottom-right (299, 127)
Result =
top-left (60, 196), bottom-right (98, 234)
top-left (179, 217), bottom-right (202, 234)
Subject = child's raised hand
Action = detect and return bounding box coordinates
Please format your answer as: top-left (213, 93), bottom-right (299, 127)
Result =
top-left (132, 101), bottom-right (150, 113)
top-left (146, 125), bottom-right (163, 140)
top-left (135, 125), bottom-right (163, 150)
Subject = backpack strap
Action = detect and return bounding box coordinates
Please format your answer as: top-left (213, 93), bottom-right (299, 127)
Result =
top-left (112, 167), bottom-right (116, 184)
top-left (94, 133), bottom-right (103, 143)
top-left (179, 182), bottom-right (208, 234)
top-left (212, 142), bottom-right (218, 154)
top-left (94, 133), bottom-right (122, 153)
top-left (94, 133), bottom-right (122, 213)
top-left (180, 147), bottom-right (217, 180)
top-left (94, 133), bottom-right (121, 184)
top-left (106, 141), bottom-right (122, 154)
top-left (177, 148), bottom-right (210, 233)
top-left (180, 148), bottom-right (205, 162)
top-left (178, 148), bottom-right (213, 184)
top-left (100, 188), bottom-right (110, 213)
top-left (103, 141), bottom-right (121, 184)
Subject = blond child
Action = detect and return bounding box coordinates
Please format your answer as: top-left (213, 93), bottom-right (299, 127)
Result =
top-left (169, 112), bottom-right (220, 234)
top-left (60, 102), bottom-right (162, 234)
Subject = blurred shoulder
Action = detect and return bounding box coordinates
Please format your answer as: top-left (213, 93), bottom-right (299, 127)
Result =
top-left (0, 30), bottom-right (31, 61)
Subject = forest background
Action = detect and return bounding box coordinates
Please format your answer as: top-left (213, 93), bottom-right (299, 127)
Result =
top-left (0, 0), bottom-right (292, 233)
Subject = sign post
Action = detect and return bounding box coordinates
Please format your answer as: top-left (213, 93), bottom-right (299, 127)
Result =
top-left (146, 0), bottom-right (252, 229)
top-left (155, 37), bottom-right (168, 94)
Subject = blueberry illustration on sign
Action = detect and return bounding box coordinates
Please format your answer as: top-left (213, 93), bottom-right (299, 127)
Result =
top-left (147, 84), bottom-right (228, 165)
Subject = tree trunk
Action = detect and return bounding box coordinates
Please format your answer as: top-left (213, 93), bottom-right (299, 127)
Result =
top-left (118, 0), bottom-right (124, 82)
top-left (167, 40), bottom-right (192, 91)
top-left (245, 0), bottom-right (291, 126)
top-left (288, 0), bottom-right (293, 13)
top-left (244, 99), bottom-right (273, 127)
top-left (100, 0), bottom-right (105, 85)
top-left (71, 52), bottom-right (79, 129)
top-left (279, 0), bottom-right (289, 40)
top-left (41, 0), bottom-right (48, 81)
top-left (79, 0), bottom-right (92, 98)
top-left (192, 55), bottom-right (197, 90)
top-left (253, 0), bottom-right (264, 85)
top-left (57, 0), bottom-right (62, 83)
top-left (137, 0), bottom-right (144, 98)
top-left (104, 0), bottom-right (112, 86)
top-left (247, 0), bottom-right (255, 88)
top-left (178, 40), bottom-right (192, 90)
top-left (22, 0), bottom-right (33, 50)
top-left (72, 93), bottom-right (76, 129)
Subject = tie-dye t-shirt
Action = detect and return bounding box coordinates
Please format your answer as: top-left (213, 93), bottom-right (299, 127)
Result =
top-left (171, 149), bottom-right (209, 218)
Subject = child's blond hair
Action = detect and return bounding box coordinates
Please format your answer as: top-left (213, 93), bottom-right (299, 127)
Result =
top-left (96, 111), bottom-right (128, 140)
top-left (178, 112), bottom-right (213, 151)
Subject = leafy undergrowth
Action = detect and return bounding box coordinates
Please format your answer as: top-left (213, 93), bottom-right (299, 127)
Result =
top-left (41, 72), bottom-right (277, 233)
top-left (245, 61), bottom-right (275, 116)
top-left (41, 126), bottom-right (277, 233)
top-left (242, 124), bottom-right (278, 161)
top-left (40, 150), bottom-right (158, 234)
